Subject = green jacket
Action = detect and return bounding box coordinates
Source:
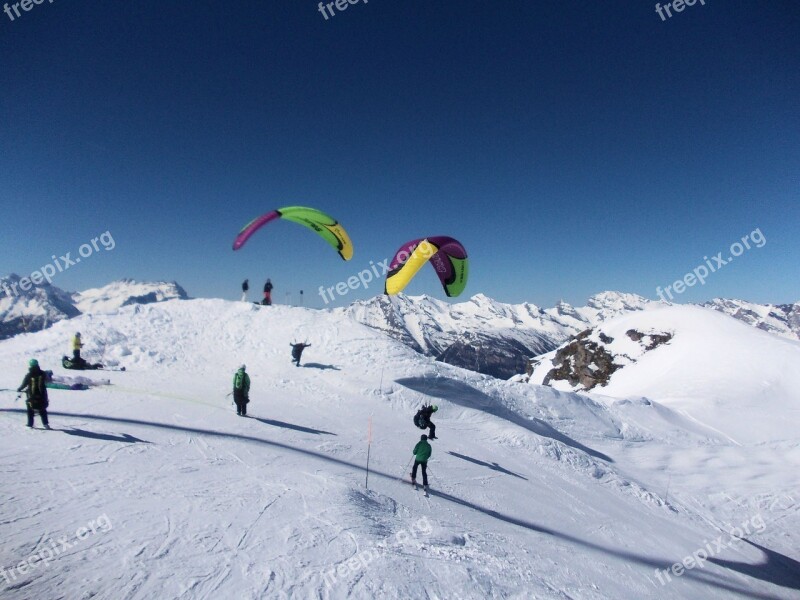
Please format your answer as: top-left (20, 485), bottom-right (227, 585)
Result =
top-left (413, 440), bottom-right (432, 463)
top-left (233, 370), bottom-right (250, 394)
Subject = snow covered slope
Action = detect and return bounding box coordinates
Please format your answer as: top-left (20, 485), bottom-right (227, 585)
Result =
top-left (1, 299), bottom-right (797, 599)
top-left (530, 305), bottom-right (800, 444)
top-left (72, 279), bottom-right (188, 314)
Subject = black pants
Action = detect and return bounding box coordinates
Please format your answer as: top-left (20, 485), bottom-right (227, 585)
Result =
top-left (234, 392), bottom-right (248, 416)
top-left (427, 421), bottom-right (436, 438)
top-left (27, 405), bottom-right (49, 427)
top-left (73, 349), bottom-right (81, 360)
top-left (411, 460), bottom-right (428, 486)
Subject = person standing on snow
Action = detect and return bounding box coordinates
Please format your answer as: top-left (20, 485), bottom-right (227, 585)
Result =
top-left (233, 365), bottom-right (250, 416)
top-left (290, 342), bottom-right (311, 367)
top-left (241, 279), bottom-right (249, 302)
top-left (411, 434), bottom-right (432, 490)
top-left (262, 279), bottom-right (273, 305)
top-left (72, 332), bottom-right (84, 362)
top-left (17, 359), bottom-right (51, 429)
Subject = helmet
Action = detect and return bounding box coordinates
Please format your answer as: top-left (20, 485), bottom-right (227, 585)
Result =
top-left (75, 332), bottom-right (81, 337)
top-left (432, 405), bottom-right (438, 412)
top-left (239, 364), bottom-right (246, 371)
top-left (421, 434), bottom-right (428, 441)
top-left (29, 358), bottom-right (39, 368)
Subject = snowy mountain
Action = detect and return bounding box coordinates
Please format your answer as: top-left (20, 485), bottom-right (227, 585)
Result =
top-left (0, 277), bottom-right (188, 340)
top-left (72, 279), bottom-right (189, 314)
top-left (701, 297), bottom-right (800, 341)
top-left (343, 292), bottom-right (653, 379)
top-left (0, 298), bottom-right (797, 599)
top-left (0, 274), bottom-right (80, 341)
top-left (529, 304), bottom-right (800, 443)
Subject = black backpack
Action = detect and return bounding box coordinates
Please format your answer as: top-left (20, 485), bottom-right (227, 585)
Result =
top-left (413, 410), bottom-right (428, 429)
top-left (28, 373), bottom-right (48, 408)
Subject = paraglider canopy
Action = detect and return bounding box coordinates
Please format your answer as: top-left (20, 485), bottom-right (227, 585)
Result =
top-left (385, 236), bottom-right (468, 297)
top-left (232, 206), bottom-right (353, 261)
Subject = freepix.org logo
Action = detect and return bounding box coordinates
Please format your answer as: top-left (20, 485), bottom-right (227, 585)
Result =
top-left (3, 0), bottom-right (56, 23)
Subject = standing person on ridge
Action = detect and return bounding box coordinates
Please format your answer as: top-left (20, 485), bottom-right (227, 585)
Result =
top-left (262, 279), bottom-right (273, 305)
top-left (290, 342), bottom-right (311, 367)
top-left (241, 279), bottom-right (249, 302)
top-left (17, 359), bottom-right (51, 429)
top-left (411, 434), bottom-right (432, 490)
top-left (232, 365), bottom-right (250, 416)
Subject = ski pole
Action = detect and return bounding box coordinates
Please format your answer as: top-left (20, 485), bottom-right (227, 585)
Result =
top-left (398, 456), bottom-right (414, 481)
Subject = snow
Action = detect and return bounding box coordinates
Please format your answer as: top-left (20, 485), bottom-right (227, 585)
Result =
top-left (0, 299), bottom-right (798, 599)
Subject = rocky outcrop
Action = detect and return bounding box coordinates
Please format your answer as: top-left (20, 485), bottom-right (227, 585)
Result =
top-left (543, 330), bottom-right (621, 390)
top-left (541, 328), bottom-right (673, 391)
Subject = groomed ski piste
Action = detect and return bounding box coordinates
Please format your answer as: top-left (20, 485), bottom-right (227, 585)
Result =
top-left (1, 298), bottom-right (798, 599)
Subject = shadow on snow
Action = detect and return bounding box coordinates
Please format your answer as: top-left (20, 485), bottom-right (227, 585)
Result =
top-left (1, 408), bottom-right (795, 598)
top-left (395, 375), bottom-right (614, 463)
top-left (447, 451), bottom-right (528, 480)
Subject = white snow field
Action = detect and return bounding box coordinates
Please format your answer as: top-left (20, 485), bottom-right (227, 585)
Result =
top-left (1, 299), bottom-right (798, 599)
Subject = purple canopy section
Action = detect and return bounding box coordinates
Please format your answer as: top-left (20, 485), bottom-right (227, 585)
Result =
top-left (387, 236), bottom-right (467, 285)
top-left (232, 210), bottom-right (281, 251)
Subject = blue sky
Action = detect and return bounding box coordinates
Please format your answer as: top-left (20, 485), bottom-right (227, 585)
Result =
top-left (1, 1), bottom-right (798, 308)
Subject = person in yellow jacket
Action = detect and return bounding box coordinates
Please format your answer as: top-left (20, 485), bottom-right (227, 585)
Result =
top-left (72, 332), bottom-right (83, 361)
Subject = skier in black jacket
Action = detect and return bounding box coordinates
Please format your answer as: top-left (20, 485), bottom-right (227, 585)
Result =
top-left (414, 404), bottom-right (438, 439)
top-left (241, 279), bottom-right (249, 302)
top-left (17, 359), bottom-right (51, 429)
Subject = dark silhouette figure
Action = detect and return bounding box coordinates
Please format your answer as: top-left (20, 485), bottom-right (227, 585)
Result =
top-left (262, 279), bottom-right (273, 305)
top-left (291, 342), bottom-right (311, 367)
top-left (241, 279), bottom-right (249, 301)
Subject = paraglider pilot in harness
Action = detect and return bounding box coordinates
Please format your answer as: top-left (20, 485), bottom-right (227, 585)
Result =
top-left (233, 365), bottom-right (250, 416)
top-left (18, 359), bottom-right (51, 429)
top-left (414, 404), bottom-right (438, 439)
top-left (291, 342), bottom-right (311, 367)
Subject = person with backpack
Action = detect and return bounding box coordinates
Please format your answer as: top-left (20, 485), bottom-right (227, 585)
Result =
top-left (262, 279), bottom-right (273, 305)
top-left (413, 404), bottom-right (438, 439)
top-left (17, 359), bottom-right (50, 429)
top-left (232, 365), bottom-right (250, 416)
top-left (411, 434), bottom-right (432, 490)
top-left (241, 279), bottom-right (249, 302)
top-left (290, 342), bottom-right (311, 367)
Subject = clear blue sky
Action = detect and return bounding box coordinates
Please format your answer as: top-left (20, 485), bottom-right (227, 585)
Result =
top-left (1, 1), bottom-right (798, 308)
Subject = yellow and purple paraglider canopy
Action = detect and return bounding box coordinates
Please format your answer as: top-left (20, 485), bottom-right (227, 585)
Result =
top-left (385, 236), bottom-right (468, 297)
top-left (232, 206), bottom-right (353, 261)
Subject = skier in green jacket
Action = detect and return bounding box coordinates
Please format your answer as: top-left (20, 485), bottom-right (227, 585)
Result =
top-left (411, 434), bottom-right (432, 489)
top-left (233, 365), bottom-right (250, 416)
